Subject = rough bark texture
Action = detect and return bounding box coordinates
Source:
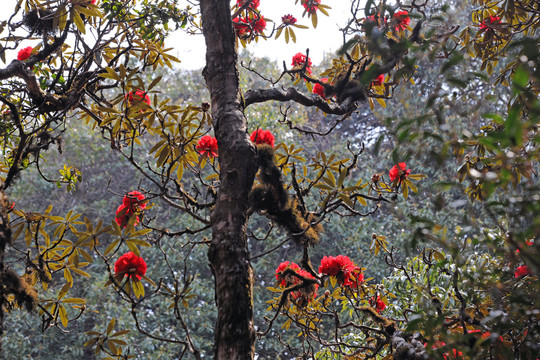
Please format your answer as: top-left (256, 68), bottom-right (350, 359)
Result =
top-left (200, 1), bottom-right (258, 359)
top-left (0, 185), bottom-right (12, 355)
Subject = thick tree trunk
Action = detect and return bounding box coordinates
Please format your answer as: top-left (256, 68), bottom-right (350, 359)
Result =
top-left (200, 1), bottom-right (258, 359)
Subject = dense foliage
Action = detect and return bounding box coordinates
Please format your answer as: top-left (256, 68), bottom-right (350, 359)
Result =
top-left (0, 0), bottom-right (539, 359)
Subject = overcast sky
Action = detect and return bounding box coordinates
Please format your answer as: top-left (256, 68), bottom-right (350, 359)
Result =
top-left (2, 0), bottom-right (358, 70)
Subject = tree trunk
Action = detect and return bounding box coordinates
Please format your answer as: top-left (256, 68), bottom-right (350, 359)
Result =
top-left (200, 1), bottom-right (258, 359)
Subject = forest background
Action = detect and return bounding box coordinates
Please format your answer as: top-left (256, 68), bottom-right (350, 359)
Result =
top-left (0, 0), bottom-right (538, 359)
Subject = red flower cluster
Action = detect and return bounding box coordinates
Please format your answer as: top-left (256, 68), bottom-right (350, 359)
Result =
top-left (371, 295), bottom-right (386, 313)
top-left (115, 191), bottom-right (147, 228)
top-left (250, 129), bottom-right (275, 147)
top-left (114, 251), bottom-right (147, 280)
top-left (275, 261), bottom-right (301, 286)
top-left (275, 261), bottom-right (319, 301)
top-left (429, 341), bottom-right (463, 359)
top-left (389, 162), bottom-right (411, 182)
top-left (70, 0), bottom-right (97, 4)
top-left (237, 0), bottom-right (260, 8)
top-left (479, 15), bottom-right (501, 30)
top-left (313, 78), bottom-right (327, 98)
top-left (17, 46), bottom-right (33, 61)
top-left (281, 14), bottom-right (297, 25)
top-left (196, 135), bottom-right (218, 157)
top-left (291, 52), bottom-right (313, 75)
top-left (516, 239), bottom-right (533, 254)
top-left (318, 255), bottom-right (363, 288)
top-left (252, 16), bottom-right (267, 34)
top-left (302, 0), bottom-right (320, 15)
top-left (393, 10), bottom-right (410, 31)
top-left (233, 17), bottom-right (249, 37)
top-left (366, 13), bottom-right (386, 26)
top-left (372, 74), bottom-right (385, 86)
top-left (233, 16), bottom-right (267, 37)
top-left (126, 89), bottom-right (151, 107)
top-left (515, 265), bottom-right (532, 278)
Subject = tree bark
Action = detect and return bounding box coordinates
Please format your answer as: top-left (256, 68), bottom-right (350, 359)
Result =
top-left (200, 1), bottom-right (258, 359)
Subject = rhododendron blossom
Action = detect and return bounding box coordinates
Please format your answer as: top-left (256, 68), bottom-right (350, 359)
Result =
top-left (302, 0), bottom-right (320, 14)
top-left (428, 341), bottom-right (463, 359)
top-left (275, 261), bottom-right (318, 301)
top-left (318, 255), bottom-right (362, 287)
top-left (291, 52), bottom-right (313, 75)
top-left (233, 17), bottom-right (249, 37)
top-left (371, 295), bottom-right (386, 313)
top-left (196, 135), bottom-right (218, 157)
top-left (115, 204), bottom-right (140, 228)
top-left (17, 46), bottom-right (33, 61)
top-left (313, 78), bottom-right (327, 98)
top-left (114, 252), bottom-right (147, 280)
top-left (281, 14), bottom-right (297, 25)
top-left (372, 74), bottom-right (385, 86)
top-left (515, 265), bottom-right (532, 278)
top-left (123, 191), bottom-right (147, 211)
top-left (115, 191), bottom-right (146, 228)
top-left (479, 15), bottom-right (500, 30)
top-left (365, 13), bottom-right (386, 26)
top-left (293, 269), bottom-right (319, 300)
top-left (393, 10), bottom-right (410, 31)
top-left (275, 261), bottom-right (301, 286)
top-left (252, 16), bottom-right (267, 34)
top-left (389, 162), bottom-right (411, 182)
top-left (126, 89), bottom-right (151, 106)
top-left (250, 129), bottom-right (275, 147)
top-left (237, 0), bottom-right (260, 9)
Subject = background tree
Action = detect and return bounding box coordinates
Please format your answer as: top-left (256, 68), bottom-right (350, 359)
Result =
top-left (0, 0), bottom-right (539, 359)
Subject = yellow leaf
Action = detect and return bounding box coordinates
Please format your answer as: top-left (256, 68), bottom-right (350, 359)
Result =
top-left (72, 11), bottom-right (86, 34)
top-left (58, 305), bottom-right (68, 328)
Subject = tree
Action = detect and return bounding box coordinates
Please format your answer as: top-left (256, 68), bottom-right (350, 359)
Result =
top-left (1, 0), bottom-right (539, 359)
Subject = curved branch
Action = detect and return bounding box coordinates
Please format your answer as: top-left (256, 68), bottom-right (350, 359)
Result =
top-left (243, 87), bottom-right (359, 115)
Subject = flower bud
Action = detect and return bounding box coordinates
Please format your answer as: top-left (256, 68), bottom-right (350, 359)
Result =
top-left (371, 173), bottom-right (380, 183)
top-left (201, 101), bottom-right (210, 112)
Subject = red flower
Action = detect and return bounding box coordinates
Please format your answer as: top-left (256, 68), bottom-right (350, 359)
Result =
top-left (282, 14), bottom-right (297, 25)
top-left (114, 252), bottom-right (147, 280)
top-left (371, 295), bottom-right (386, 313)
top-left (252, 16), bottom-right (266, 34)
top-left (275, 261), bottom-right (301, 286)
top-left (516, 239), bottom-right (533, 254)
top-left (428, 341), bottom-right (463, 359)
top-left (291, 52), bottom-right (313, 75)
top-left (389, 162), bottom-right (411, 182)
top-left (276, 262), bottom-right (318, 301)
top-left (313, 78), bottom-right (327, 98)
top-left (468, 329), bottom-right (491, 340)
top-left (17, 46), bottom-right (33, 61)
top-left (122, 191), bottom-right (147, 211)
top-left (479, 15), bottom-right (500, 31)
top-left (393, 10), bottom-right (410, 31)
top-left (318, 255), bottom-right (361, 287)
top-left (196, 135), bottom-right (218, 157)
top-left (233, 17), bottom-right (249, 37)
top-left (365, 13), bottom-right (387, 27)
top-left (70, 0), bottom-right (97, 4)
top-left (292, 269), bottom-right (319, 300)
top-left (250, 129), bottom-right (275, 147)
top-left (372, 74), bottom-right (385, 86)
top-left (302, 0), bottom-right (320, 15)
top-left (115, 204), bottom-right (140, 228)
top-left (515, 265), bottom-right (532, 278)
top-left (126, 89), bottom-right (151, 106)
top-left (237, 0), bottom-right (260, 9)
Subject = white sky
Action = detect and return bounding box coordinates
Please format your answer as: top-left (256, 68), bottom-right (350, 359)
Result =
top-left (2, 0), bottom-right (358, 70)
